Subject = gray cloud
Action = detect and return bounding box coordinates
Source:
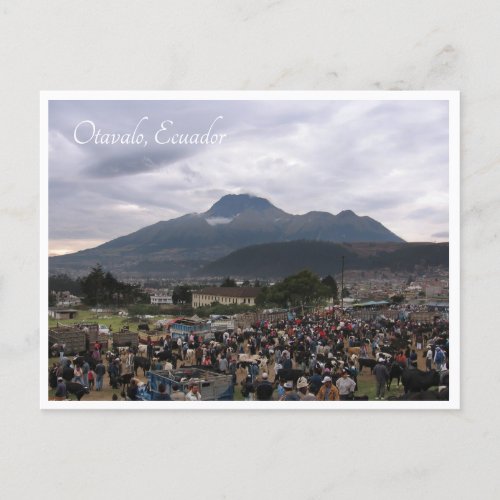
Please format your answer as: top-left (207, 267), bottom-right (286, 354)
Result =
top-left (48, 99), bottom-right (450, 254)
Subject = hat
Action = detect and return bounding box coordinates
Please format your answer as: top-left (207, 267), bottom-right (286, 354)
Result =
top-left (322, 376), bottom-right (332, 383)
top-left (284, 381), bottom-right (293, 389)
top-left (297, 377), bottom-right (309, 389)
top-left (57, 377), bottom-right (63, 381)
top-left (262, 373), bottom-right (268, 379)
top-left (378, 358), bottom-right (385, 363)
top-left (342, 369), bottom-right (349, 375)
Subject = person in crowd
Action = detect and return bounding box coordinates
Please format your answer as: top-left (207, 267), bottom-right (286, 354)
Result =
top-left (171, 383), bottom-right (187, 401)
top-left (127, 379), bottom-right (140, 400)
top-left (147, 337), bottom-right (153, 361)
top-left (297, 377), bottom-right (316, 401)
top-left (73, 363), bottom-right (84, 385)
top-left (276, 378), bottom-right (286, 400)
top-left (95, 361), bottom-right (106, 391)
top-left (395, 351), bottom-right (407, 368)
top-left (434, 346), bottom-right (446, 371)
top-left (336, 369), bottom-right (356, 400)
top-left (82, 360), bottom-right (90, 387)
top-left (409, 349), bottom-right (418, 368)
top-left (373, 358), bottom-right (390, 400)
top-left (154, 383), bottom-right (171, 401)
top-left (309, 367), bottom-right (323, 396)
top-left (316, 376), bottom-right (340, 401)
top-left (426, 346), bottom-right (433, 371)
top-left (255, 373), bottom-right (274, 401)
top-left (241, 375), bottom-right (255, 401)
top-left (219, 355), bottom-right (228, 374)
top-left (54, 377), bottom-right (67, 401)
top-left (280, 380), bottom-right (300, 401)
top-left (87, 368), bottom-right (95, 391)
top-left (108, 359), bottom-right (119, 389)
top-left (126, 349), bottom-right (134, 374)
top-left (186, 381), bottom-right (202, 401)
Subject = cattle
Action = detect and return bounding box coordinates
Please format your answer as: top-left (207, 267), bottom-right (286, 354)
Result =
top-left (347, 347), bottom-right (360, 356)
top-left (358, 358), bottom-right (377, 373)
top-left (118, 373), bottom-right (135, 392)
top-left (440, 370), bottom-right (449, 387)
top-left (277, 368), bottom-right (304, 383)
top-left (402, 369), bottom-right (440, 393)
top-left (65, 382), bottom-right (90, 401)
top-left (400, 389), bottom-right (448, 401)
top-left (156, 350), bottom-right (171, 362)
top-left (387, 363), bottom-right (404, 389)
top-left (352, 395), bottom-right (369, 401)
top-left (133, 356), bottom-right (151, 376)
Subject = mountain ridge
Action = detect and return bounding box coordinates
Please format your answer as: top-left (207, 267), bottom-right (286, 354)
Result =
top-left (49, 193), bottom-right (406, 276)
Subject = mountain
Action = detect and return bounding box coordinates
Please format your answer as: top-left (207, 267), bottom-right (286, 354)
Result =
top-left (200, 241), bottom-right (449, 279)
top-left (49, 193), bottom-right (405, 277)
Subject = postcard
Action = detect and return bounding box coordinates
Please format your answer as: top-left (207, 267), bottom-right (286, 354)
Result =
top-left (40, 91), bottom-right (459, 409)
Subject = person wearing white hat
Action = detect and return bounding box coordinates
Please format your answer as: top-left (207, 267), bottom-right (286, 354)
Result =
top-left (297, 377), bottom-right (316, 401)
top-left (54, 377), bottom-right (67, 401)
top-left (280, 380), bottom-right (300, 401)
top-left (316, 376), bottom-right (340, 401)
top-left (255, 373), bottom-right (274, 401)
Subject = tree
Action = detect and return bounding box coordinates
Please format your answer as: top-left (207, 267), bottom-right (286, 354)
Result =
top-left (78, 264), bottom-right (146, 306)
top-left (220, 277), bottom-right (237, 287)
top-left (321, 275), bottom-right (339, 300)
top-left (390, 294), bottom-right (405, 304)
top-left (49, 273), bottom-right (82, 295)
top-left (258, 269), bottom-right (330, 309)
top-left (172, 285), bottom-right (192, 305)
top-left (79, 264), bottom-right (106, 306)
top-left (341, 288), bottom-right (350, 298)
top-left (241, 280), bottom-right (250, 287)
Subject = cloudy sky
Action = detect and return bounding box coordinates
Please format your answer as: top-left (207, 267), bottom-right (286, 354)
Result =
top-left (48, 98), bottom-right (449, 256)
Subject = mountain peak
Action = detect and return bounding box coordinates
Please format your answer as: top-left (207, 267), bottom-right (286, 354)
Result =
top-left (205, 194), bottom-right (277, 218)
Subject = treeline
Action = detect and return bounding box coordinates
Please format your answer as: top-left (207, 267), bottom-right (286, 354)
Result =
top-left (49, 265), bottom-right (149, 307)
top-left (256, 270), bottom-right (339, 309)
top-left (201, 240), bottom-right (449, 278)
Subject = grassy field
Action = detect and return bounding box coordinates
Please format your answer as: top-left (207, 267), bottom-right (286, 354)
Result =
top-left (48, 309), bottom-right (170, 332)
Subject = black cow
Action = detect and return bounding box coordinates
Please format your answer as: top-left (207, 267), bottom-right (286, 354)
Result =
top-left (65, 382), bottom-right (90, 401)
top-left (352, 395), bottom-right (369, 401)
top-left (387, 363), bottom-right (404, 389)
top-left (402, 369), bottom-right (440, 393)
top-left (156, 350), bottom-right (171, 362)
top-left (276, 368), bottom-right (304, 383)
top-left (400, 389), bottom-right (448, 401)
top-left (358, 358), bottom-right (377, 374)
top-left (133, 356), bottom-right (151, 376)
top-left (118, 372), bottom-right (135, 392)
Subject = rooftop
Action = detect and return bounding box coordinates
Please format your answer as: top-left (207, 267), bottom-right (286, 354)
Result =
top-left (195, 287), bottom-right (261, 298)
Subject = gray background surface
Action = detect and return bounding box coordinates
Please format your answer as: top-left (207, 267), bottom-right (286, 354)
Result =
top-left (1, 1), bottom-right (499, 498)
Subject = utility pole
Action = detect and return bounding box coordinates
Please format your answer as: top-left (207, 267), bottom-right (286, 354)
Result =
top-left (341, 255), bottom-right (345, 312)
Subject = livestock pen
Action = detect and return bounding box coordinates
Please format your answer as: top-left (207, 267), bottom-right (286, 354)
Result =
top-left (142, 368), bottom-right (234, 401)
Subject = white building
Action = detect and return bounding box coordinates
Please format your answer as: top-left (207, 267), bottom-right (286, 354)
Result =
top-left (150, 294), bottom-right (173, 305)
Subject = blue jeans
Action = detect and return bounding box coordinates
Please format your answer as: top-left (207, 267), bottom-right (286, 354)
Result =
top-left (96, 375), bottom-right (103, 390)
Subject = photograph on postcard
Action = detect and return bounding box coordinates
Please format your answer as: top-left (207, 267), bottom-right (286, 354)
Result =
top-left (41, 92), bottom-right (458, 409)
